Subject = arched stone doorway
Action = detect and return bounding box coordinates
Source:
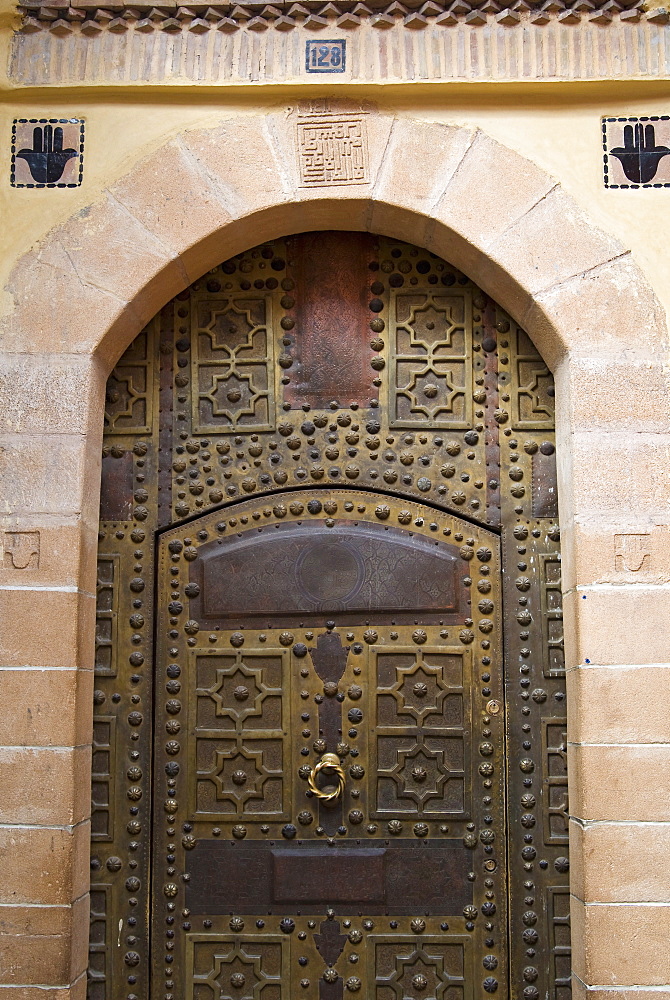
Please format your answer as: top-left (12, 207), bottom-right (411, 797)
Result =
top-left (91, 232), bottom-right (567, 1000)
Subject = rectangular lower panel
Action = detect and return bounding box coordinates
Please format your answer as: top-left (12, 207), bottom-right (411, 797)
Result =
top-left (186, 840), bottom-right (472, 914)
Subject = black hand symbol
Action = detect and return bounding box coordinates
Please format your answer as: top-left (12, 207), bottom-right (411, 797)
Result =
top-left (17, 124), bottom-right (77, 184)
top-left (610, 123), bottom-right (670, 184)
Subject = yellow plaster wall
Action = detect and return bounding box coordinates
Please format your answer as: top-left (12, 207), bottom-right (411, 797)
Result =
top-left (1, 79), bottom-right (670, 335)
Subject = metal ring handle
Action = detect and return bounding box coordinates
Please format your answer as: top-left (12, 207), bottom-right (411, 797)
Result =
top-left (307, 753), bottom-right (346, 803)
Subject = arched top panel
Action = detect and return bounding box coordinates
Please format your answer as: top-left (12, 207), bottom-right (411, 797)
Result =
top-left (101, 232), bottom-right (557, 531)
top-left (160, 488), bottom-right (499, 630)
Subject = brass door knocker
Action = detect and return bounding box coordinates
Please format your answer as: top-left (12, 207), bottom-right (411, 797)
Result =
top-left (307, 753), bottom-right (346, 805)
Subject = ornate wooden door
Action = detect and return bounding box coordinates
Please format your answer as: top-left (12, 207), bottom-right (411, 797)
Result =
top-left (154, 490), bottom-right (505, 998)
top-left (91, 233), bottom-right (568, 1000)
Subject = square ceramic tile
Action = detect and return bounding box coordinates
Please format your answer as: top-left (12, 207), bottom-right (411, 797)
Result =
top-left (11, 118), bottom-right (84, 188)
top-left (603, 116), bottom-right (670, 189)
top-left (305, 39), bottom-right (346, 73)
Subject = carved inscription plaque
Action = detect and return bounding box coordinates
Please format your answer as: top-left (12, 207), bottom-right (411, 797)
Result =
top-left (297, 114), bottom-right (368, 186)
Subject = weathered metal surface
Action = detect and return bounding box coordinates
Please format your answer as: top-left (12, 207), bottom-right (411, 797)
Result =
top-left (190, 519), bottom-right (465, 626)
top-left (283, 233), bottom-right (376, 409)
top-left (91, 234), bottom-right (566, 1000)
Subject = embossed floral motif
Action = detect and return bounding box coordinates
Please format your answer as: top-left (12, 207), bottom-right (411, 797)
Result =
top-left (478, 619), bottom-right (494, 633)
top-left (346, 977), bottom-right (362, 992)
top-left (233, 685), bottom-right (249, 701)
top-left (483, 955), bottom-right (498, 970)
top-left (363, 629), bottom-right (378, 644)
top-left (232, 825), bottom-right (247, 839)
top-left (413, 682), bottom-right (428, 698)
top-left (323, 969), bottom-right (339, 983)
top-left (463, 905), bottom-right (478, 920)
top-left (348, 929), bottom-right (363, 944)
top-left (459, 629), bottom-right (474, 644)
top-left (398, 510), bottom-right (412, 524)
top-left (483, 977), bottom-right (499, 992)
top-left (280, 918), bottom-right (295, 934)
top-left (279, 631), bottom-right (294, 646)
top-left (412, 766), bottom-right (427, 782)
top-left (229, 916), bottom-right (244, 931)
top-left (230, 633), bottom-right (244, 647)
top-left (232, 770), bottom-right (247, 785)
top-left (410, 918), bottom-right (426, 933)
top-left (348, 810), bottom-right (364, 824)
top-left (412, 629), bottom-right (427, 644)
top-left (412, 973), bottom-right (429, 989)
top-left (413, 822), bottom-right (429, 837)
top-left (298, 811), bottom-right (313, 825)
top-left (375, 504), bottom-right (391, 520)
top-left (388, 820), bottom-right (403, 834)
top-left (182, 835), bottom-right (196, 850)
top-left (163, 883), bottom-right (178, 897)
top-left (230, 973), bottom-right (246, 987)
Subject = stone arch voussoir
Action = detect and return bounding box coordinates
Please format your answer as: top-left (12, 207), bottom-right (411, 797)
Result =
top-left (4, 108), bottom-right (665, 377)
